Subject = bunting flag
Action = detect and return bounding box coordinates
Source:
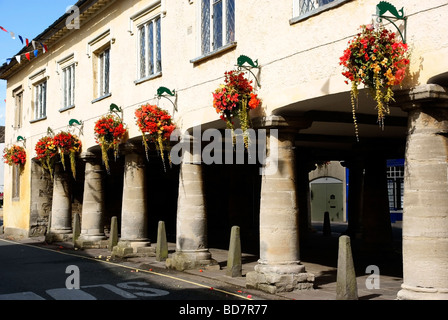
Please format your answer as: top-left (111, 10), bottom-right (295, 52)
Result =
top-left (0, 23), bottom-right (50, 65)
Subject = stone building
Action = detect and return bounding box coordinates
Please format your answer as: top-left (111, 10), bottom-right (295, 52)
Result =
top-left (0, 0), bottom-right (447, 299)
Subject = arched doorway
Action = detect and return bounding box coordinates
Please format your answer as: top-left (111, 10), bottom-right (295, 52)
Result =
top-left (310, 177), bottom-right (344, 222)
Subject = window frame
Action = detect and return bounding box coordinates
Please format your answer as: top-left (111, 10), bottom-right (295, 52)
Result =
top-left (12, 86), bottom-right (23, 129)
top-left (33, 80), bottom-right (47, 122)
top-left (192, 0), bottom-right (236, 63)
top-left (97, 47), bottom-right (111, 99)
top-left (136, 15), bottom-right (162, 83)
top-left (12, 164), bottom-right (20, 201)
top-left (61, 63), bottom-right (76, 111)
top-left (290, 0), bottom-right (352, 24)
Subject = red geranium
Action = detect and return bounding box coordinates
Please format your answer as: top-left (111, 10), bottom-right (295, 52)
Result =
top-left (3, 145), bottom-right (26, 167)
top-left (213, 70), bottom-right (261, 148)
top-left (135, 104), bottom-right (176, 166)
top-left (35, 136), bottom-right (58, 176)
top-left (53, 131), bottom-right (82, 179)
top-left (94, 113), bottom-right (128, 173)
top-left (340, 24), bottom-right (410, 139)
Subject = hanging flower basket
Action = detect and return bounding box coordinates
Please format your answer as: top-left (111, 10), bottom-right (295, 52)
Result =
top-left (53, 131), bottom-right (82, 179)
top-left (213, 70), bottom-right (261, 148)
top-left (3, 145), bottom-right (26, 167)
top-left (94, 113), bottom-right (128, 173)
top-left (135, 104), bottom-right (176, 166)
top-left (339, 24), bottom-right (410, 139)
top-left (35, 136), bottom-right (58, 177)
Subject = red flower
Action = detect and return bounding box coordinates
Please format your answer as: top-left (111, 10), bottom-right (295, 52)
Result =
top-left (135, 104), bottom-right (177, 165)
top-left (3, 145), bottom-right (26, 166)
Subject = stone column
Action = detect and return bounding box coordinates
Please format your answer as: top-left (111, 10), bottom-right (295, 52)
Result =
top-left (77, 152), bottom-right (106, 245)
top-left (396, 85), bottom-right (448, 300)
top-left (113, 144), bottom-right (151, 256)
top-left (342, 158), bottom-right (364, 239)
top-left (246, 122), bottom-right (314, 294)
top-left (47, 162), bottom-right (72, 241)
top-left (166, 133), bottom-right (218, 271)
top-left (361, 155), bottom-right (393, 250)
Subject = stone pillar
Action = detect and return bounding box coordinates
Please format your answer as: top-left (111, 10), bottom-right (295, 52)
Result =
top-left (113, 144), bottom-right (151, 256)
top-left (246, 126), bottom-right (314, 293)
top-left (29, 159), bottom-right (53, 237)
top-left (342, 158), bottom-right (364, 239)
top-left (361, 155), bottom-right (393, 250)
top-left (47, 162), bottom-right (72, 241)
top-left (166, 133), bottom-right (218, 271)
top-left (77, 152), bottom-right (106, 245)
top-left (396, 85), bottom-right (448, 300)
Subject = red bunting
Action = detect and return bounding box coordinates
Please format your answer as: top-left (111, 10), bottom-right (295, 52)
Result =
top-left (0, 26), bottom-right (7, 32)
top-left (25, 53), bottom-right (30, 61)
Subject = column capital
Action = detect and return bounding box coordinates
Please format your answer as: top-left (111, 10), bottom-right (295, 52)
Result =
top-left (394, 84), bottom-right (448, 112)
top-left (80, 151), bottom-right (101, 163)
top-left (252, 115), bottom-right (312, 133)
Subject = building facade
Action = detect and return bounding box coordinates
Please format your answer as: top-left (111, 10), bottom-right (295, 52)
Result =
top-left (1, 0), bottom-right (447, 299)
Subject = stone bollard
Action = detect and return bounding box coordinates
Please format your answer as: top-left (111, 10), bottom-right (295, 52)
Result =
top-left (109, 216), bottom-right (118, 251)
top-left (156, 221), bottom-right (168, 262)
top-left (73, 213), bottom-right (81, 247)
top-left (226, 226), bottom-right (242, 277)
top-left (336, 235), bottom-right (358, 300)
top-left (323, 211), bottom-right (331, 236)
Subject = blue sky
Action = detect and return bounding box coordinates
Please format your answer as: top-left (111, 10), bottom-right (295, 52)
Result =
top-left (0, 0), bottom-right (76, 126)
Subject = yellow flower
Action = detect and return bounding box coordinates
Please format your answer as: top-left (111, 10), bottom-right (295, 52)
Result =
top-left (385, 68), bottom-right (395, 85)
top-left (381, 58), bottom-right (388, 66)
top-left (373, 63), bottom-right (381, 74)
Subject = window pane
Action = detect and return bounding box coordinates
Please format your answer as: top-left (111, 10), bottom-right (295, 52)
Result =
top-left (42, 82), bottom-right (47, 118)
top-left (139, 26), bottom-right (147, 78)
top-left (156, 18), bottom-right (162, 73)
top-left (148, 22), bottom-right (154, 75)
top-left (226, 0), bottom-right (235, 44)
top-left (213, 0), bottom-right (223, 51)
top-left (104, 49), bottom-right (110, 94)
top-left (201, 0), bottom-right (211, 54)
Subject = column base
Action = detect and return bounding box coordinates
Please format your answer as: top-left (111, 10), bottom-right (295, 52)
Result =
top-left (45, 229), bottom-right (72, 242)
top-left (397, 284), bottom-right (448, 300)
top-left (112, 240), bottom-right (154, 258)
top-left (246, 262), bottom-right (315, 294)
top-left (166, 250), bottom-right (220, 271)
top-left (75, 237), bottom-right (109, 249)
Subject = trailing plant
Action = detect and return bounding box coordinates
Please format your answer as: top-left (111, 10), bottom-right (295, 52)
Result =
top-left (340, 24), bottom-right (410, 140)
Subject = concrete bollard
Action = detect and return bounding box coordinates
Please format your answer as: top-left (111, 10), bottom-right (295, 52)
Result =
top-left (323, 211), bottom-right (331, 236)
top-left (73, 213), bottom-right (81, 246)
top-left (226, 226), bottom-right (242, 277)
top-left (109, 216), bottom-right (118, 251)
top-left (156, 221), bottom-right (168, 262)
top-left (336, 235), bottom-right (358, 300)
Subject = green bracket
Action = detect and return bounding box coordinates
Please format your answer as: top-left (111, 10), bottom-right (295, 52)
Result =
top-left (236, 55), bottom-right (261, 88)
top-left (68, 119), bottom-right (84, 136)
top-left (375, 1), bottom-right (407, 43)
top-left (17, 136), bottom-right (26, 147)
top-left (157, 87), bottom-right (178, 112)
top-left (110, 103), bottom-right (124, 119)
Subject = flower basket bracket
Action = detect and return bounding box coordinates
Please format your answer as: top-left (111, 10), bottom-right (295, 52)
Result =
top-left (156, 87), bottom-right (178, 113)
top-left (236, 55), bottom-right (261, 88)
top-left (374, 1), bottom-right (407, 43)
